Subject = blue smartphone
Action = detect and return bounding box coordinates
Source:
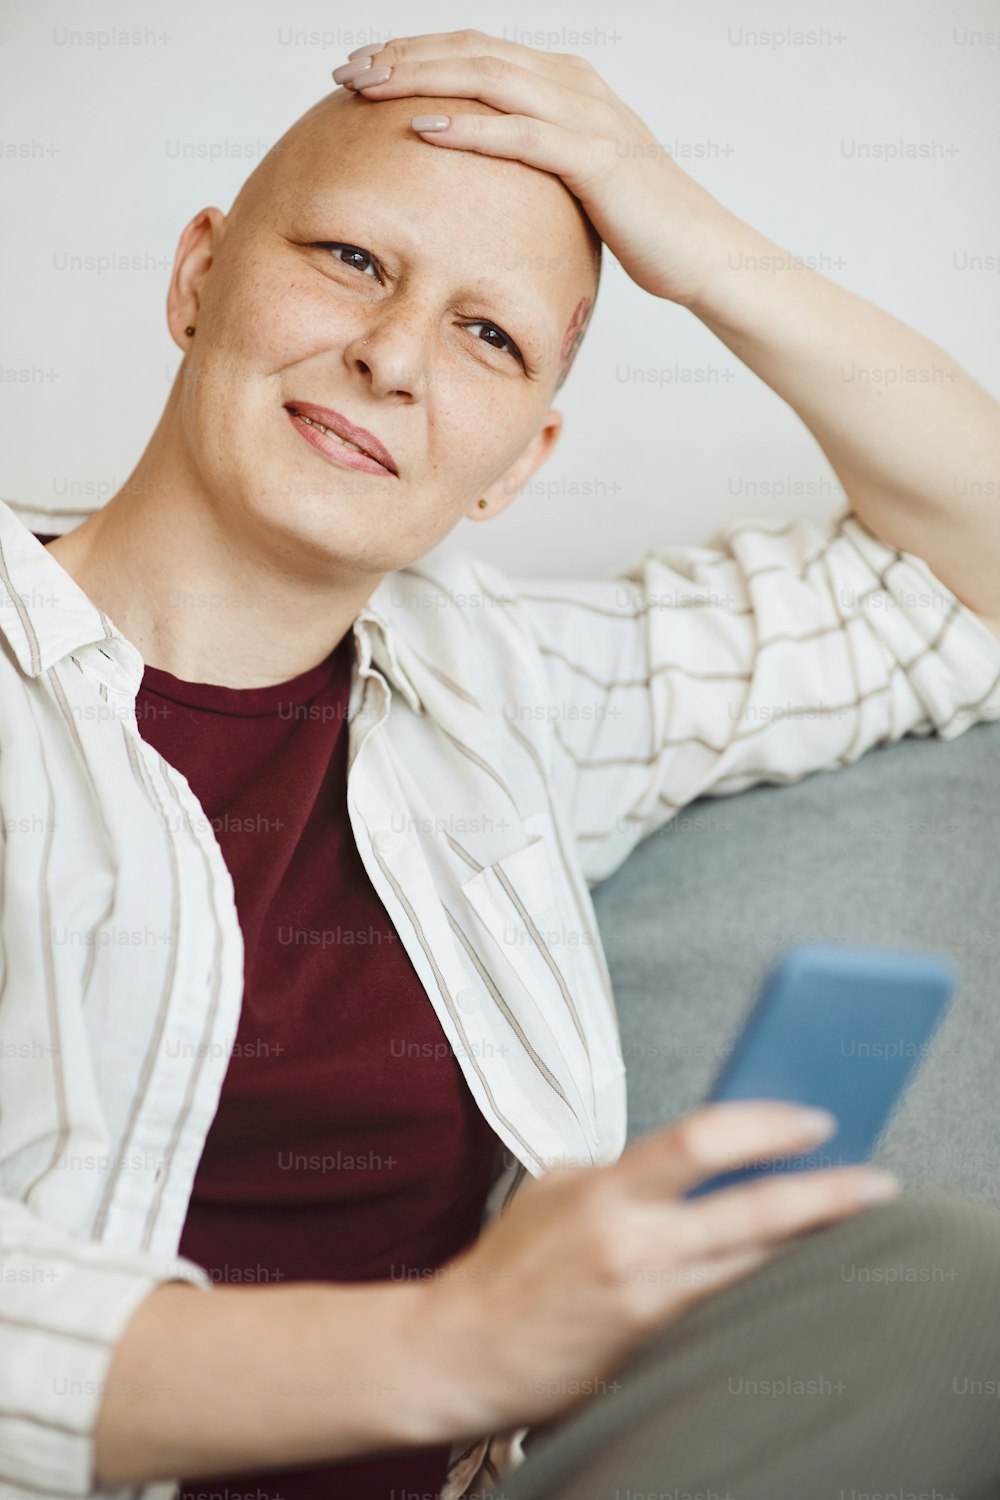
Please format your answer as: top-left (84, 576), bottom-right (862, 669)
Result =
top-left (684, 943), bottom-right (956, 1199)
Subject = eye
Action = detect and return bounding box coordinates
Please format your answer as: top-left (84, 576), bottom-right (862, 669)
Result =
top-left (313, 245), bottom-right (525, 368)
top-left (317, 242), bottom-right (382, 279)
top-left (464, 320), bottom-right (524, 365)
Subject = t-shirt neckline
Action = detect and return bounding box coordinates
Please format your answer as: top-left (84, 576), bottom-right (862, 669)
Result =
top-left (139, 636), bottom-right (353, 718)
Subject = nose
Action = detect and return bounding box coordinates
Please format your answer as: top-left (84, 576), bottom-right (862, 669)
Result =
top-left (344, 313), bottom-right (427, 401)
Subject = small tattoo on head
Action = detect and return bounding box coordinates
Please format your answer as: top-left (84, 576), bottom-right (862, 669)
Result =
top-left (559, 296), bottom-right (591, 368)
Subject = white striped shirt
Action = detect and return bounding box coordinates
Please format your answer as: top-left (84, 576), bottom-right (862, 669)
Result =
top-left (0, 491), bottom-right (998, 1500)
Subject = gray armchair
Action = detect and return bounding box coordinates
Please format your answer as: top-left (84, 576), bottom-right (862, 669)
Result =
top-left (591, 722), bottom-right (1000, 1207)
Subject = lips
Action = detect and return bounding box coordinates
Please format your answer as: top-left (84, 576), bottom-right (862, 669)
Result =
top-left (284, 400), bottom-right (398, 477)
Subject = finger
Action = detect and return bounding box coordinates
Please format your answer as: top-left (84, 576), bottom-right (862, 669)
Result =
top-left (337, 37), bottom-right (567, 93)
top-left (347, 41), bottom-right (385, 61)
top-left (404, 111), bottom-right (599, 193)
top-left (342, 55), bottom-right (594, 132)
top-left (618, 1100), bottom-right (840, 1200)
top-left (646, 1244), bottom-right (776, 1311)
top-left (601, 1223), bottom-right (776, 1324)
top-left (344, 29), bottom-right (605, 92)
top-left (672, 1164), bottom-right (900, 1264)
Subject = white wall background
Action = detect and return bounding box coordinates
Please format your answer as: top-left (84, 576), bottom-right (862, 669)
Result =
top-left (2, 0), bottom-right (998, 579)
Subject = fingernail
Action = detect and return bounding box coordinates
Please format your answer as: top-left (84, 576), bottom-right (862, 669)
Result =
top-left (411, 115), bottom-right (451, 132)
top-left (794, 1108), bottom-right (838, 1138)
top-left (332, 59), bottom-right (373, 83)
top-left (348, 42), bottom-right (384, 60)
top-left (860, 1172), bottom-right (901, 1201)
top-left (348, 64), bottom-right (393, 88)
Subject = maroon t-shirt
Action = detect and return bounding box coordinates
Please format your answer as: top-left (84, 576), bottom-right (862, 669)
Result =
top-left (35, 534), bottom-right (501, 1499)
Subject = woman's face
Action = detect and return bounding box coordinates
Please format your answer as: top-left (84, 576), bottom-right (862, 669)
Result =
top-left (168, 91), bottom-right (597, 580)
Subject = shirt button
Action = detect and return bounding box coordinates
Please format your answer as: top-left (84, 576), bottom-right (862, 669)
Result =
top-left (374, 829), bottom-right (400, 854)
top-left (456, 988), bottom-right (479, 1013)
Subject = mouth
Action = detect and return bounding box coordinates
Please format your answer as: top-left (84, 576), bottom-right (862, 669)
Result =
top-left (284, 400), bottom-right (398, 478)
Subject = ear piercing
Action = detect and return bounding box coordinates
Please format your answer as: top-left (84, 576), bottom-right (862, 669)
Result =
top-left (184, 325), bottom-right (195, 336)
top-left (477, 498), bottom-right (488, 509)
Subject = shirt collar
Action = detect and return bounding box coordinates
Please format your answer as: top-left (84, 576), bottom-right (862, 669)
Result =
top-left (0, 496), bottom-right (424, 712)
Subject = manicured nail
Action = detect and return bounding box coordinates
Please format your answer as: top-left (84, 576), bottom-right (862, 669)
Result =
top-left (348, 42), bottom-right (384, 60)
top-left (794, 1107), bottom-right (838, 1138)
top-left (859, 1171), bottom-right (901, 1201)
top-left (332, 58), bottom-right (373, 83)
top-left (411, 115), bottom-right (451, 132)
top-left (348, 64), bottom-right (392, 88)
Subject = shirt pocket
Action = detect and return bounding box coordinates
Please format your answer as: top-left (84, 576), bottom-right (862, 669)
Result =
top-left (459, 834), bottom-right (580, 1018)
top-left (460, 836), bottom-right (560, 941)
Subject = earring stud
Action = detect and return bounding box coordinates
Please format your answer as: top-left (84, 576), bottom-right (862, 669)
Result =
top-left (184, 325), bottom-right (195, 336)
top-left (477, 498), bottom-right (488, 509)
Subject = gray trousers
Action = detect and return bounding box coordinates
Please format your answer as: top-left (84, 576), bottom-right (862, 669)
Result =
top-left (503, 1197), bottom-right (1000, 1500)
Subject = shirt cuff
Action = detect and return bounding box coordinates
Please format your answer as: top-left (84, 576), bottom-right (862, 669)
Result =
top-left (0, 1233), bottom-right (211, 1497)
top-left (840, 512), bottom-right (1000, 739)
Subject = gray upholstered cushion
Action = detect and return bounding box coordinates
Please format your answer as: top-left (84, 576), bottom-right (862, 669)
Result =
top-left (592, 722), bottom-right (1000, 1207)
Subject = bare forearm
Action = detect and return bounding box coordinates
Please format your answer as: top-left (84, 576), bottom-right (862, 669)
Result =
top-left (93, 1277), bottom-right (468, 1490)
top-left (672, 206), bottom-right (1000, 623)
top-left (684, 206), bottom-right (1000, 510)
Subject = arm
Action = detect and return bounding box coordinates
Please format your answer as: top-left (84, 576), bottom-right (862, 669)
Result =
top-left (498, 495), bottom-right (1000, 887)
top-left (678, 207), bottom-right (1000, 638)
top-left (0, 1192), bottom-right (452, 1494)
top-left (103, 1105), bottom-right (898, 1489)
top-left (0, 1103), bottom-right (896, 1494)
top-left (93, 1276), bottom-right (448, 1488)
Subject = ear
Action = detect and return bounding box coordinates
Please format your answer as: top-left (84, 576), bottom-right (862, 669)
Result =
top-left (465, 407), bottom-right (564, 522)
top-left (166, 206), bottom-right (228, 354)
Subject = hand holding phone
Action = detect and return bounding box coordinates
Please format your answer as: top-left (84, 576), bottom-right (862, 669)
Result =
top-left (684, 943), bottom-right (956, 1199)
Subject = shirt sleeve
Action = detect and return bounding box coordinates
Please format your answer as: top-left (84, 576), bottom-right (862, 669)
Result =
top-left (0, 1196), bottom-right (211, 1497)
top-left (492, 505), bottom-right (1000, 887)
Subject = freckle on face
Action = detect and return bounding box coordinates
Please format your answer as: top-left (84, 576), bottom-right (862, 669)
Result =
top-left (560, 296), bottom-right (591, 365)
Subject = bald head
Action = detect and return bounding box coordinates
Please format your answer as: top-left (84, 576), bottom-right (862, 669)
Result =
top-left (227, 88), bottom-right (601, 392)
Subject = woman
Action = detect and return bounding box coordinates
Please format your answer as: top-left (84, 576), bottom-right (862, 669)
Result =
top-left (4, 27), bottom-right (1000, 1500)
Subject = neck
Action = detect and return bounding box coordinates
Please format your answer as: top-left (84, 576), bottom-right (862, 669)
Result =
top-left (44, 384), bottom-right (381, 688)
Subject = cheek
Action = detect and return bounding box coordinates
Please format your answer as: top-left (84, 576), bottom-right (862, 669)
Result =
top-left (202, 255), bottom-right (331, 366)
top-left (423, 390), bottom-right (527, 497)
top-left (189, 270), bottom-right (344, 456)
